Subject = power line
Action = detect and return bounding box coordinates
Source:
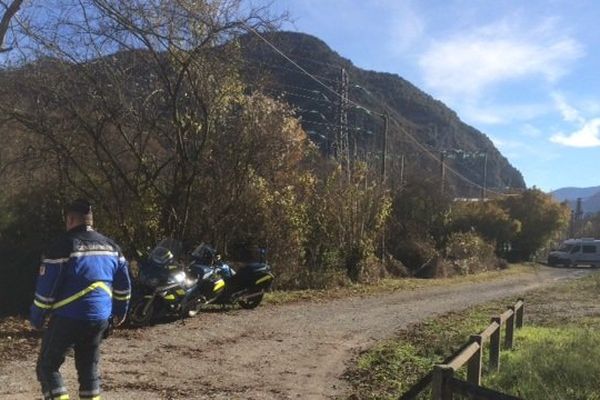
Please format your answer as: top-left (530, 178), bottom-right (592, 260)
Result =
top-left (243, 25), bottom-right (505, 197)
top-left (258, 86), bottom-right (334, 104)
top-left (301, 119), bottom-right (375, 135)
top-left (261, 81), bottom-right (335, 96)
top-left (242, 56), bottom-right (339, 84)
top-left (269, 51), bottom-right (346, 70)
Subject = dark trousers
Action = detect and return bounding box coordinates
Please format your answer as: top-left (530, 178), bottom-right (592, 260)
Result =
top-left (36, 315), bottom-right (108, 400)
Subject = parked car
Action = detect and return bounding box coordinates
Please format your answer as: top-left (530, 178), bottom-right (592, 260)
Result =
top-left (548, 238), bottom-right (600, 267)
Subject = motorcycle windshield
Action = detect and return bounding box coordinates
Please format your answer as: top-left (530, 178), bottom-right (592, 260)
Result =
top-left (191, 243), bottom-right (215, 258)
top-left (149, 238), bottom-right (183, 268)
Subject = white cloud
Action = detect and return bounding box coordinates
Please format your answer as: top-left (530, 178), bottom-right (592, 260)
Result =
top-left (550, 119), bottom-right (600, 148)
top-left (549, 93), bottom-right (600, 148)
top-left (385, 1), bottom-right (425, 52)
top-left (418, 18), bottom-right (584, 98)
top-left (552, 92), bottom-right (584, 124)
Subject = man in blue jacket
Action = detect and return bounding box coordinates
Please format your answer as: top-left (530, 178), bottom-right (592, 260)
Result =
top-left (30, 199), bottom-right (131, 400)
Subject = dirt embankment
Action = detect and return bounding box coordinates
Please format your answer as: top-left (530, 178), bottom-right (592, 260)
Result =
top-left (0, 266), bottom-right (588, 400)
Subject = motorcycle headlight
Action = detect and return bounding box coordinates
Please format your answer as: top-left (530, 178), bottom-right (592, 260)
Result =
top-left (173, 271), bottom-right (186, 283)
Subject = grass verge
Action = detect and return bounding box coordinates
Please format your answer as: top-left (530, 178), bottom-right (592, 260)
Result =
top-left (265, 263), bottom-right (533, 305)
top-left (344, 270), bottom-right (600, 400)
top-left (486, 325), bottom-right (600, 399)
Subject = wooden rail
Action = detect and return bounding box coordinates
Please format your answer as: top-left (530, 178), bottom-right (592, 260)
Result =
top-left (430, 299), bottom-right (525, 400)
top-left (400, 299), bottom-right (525, 400)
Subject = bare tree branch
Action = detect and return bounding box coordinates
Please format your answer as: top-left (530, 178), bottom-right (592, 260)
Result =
top-left (0, 0), bottom-right (23, 53)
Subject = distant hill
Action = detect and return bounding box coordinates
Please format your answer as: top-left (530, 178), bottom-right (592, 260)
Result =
top-left (551, 186), bottom-right (600, 202)
top-left (239, 32), bottom-right (526, 196)
top-left (551, 186), bottom-right (600, 214)
top-left (585, 192), bottom-right (600, 213)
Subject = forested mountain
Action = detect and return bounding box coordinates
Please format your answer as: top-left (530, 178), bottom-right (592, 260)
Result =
top-left (239, 32), bottom-right (526, 196)
top-left (0, 31), bottom-right (525, 198)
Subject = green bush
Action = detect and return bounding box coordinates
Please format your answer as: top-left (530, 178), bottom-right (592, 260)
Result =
top-left (391, 236), bottom-right (439, 272)
top-left (444, 231), bottom-right (497, 275)
top-left (486, 326), bottom-right (600, 399)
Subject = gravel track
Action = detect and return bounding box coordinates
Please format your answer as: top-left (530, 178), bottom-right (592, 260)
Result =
top-left (0, 266), bottom-right (588, 400)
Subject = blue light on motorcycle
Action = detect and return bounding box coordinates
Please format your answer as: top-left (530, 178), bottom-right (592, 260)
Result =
top-left (220, 264), bottom-right (235, 278)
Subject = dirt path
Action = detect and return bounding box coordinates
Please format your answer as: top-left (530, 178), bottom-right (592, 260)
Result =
top-left (0, 266), bottom-right (588, 400)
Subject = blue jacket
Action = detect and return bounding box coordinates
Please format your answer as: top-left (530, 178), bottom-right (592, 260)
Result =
top-left (30, 224), bottom-right (131, 328)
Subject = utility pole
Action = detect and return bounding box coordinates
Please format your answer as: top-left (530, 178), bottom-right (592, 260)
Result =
top-left (481, 152), bottom-right (488, 200)
top-left (381, 112), bottom-right (388, 184)
top-left (440, 151), bottom-right (446, 195)
top-left (574, 197), bottom-right (583, 237)
top-left (400, 154), bottom-right (405, 187)
top-left (569, 210), bottom-right (575, 238)
top-left (336, 67), bottom-right (350, 180)
top-left (380, 112), bottom-right (389, 263)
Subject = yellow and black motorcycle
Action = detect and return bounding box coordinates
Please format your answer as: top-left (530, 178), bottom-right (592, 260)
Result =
top-left (189, 244), bottom-right (274, 310)
top-left (128, 239), bottom-right (224, 326)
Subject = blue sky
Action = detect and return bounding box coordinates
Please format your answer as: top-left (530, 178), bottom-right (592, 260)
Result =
top-left (259, 0), bottom-right (600, 192)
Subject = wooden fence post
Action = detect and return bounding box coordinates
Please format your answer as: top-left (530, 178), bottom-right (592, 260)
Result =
top-left (489, 316), bottom-right (501, 371)
top-left (505, 307), bottom-right (515, 349)
top-left (516, 299), bottom-right (524, 329)
top-left (431, 365), bottom-right (454, 400)
top-left (467, 335), bottom-right (482, 386)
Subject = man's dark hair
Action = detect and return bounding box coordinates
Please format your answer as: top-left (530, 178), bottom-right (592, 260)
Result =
top-left (65, 198), bottom-right (93, 225)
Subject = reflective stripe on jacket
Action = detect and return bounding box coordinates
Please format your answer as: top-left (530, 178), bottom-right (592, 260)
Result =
top-left (30, 225), bottom-right (131, 323)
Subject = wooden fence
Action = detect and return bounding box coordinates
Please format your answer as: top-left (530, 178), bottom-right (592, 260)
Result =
top-left (401, 299), bottom-right (525, 400)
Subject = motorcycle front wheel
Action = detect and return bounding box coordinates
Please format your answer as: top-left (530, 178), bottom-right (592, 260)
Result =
top-left (182, 294), bottom-right (207, 317)
top-left (238, 293), bottom-right (264, 309)
top-left (128, 298), bottom-right (155, 326)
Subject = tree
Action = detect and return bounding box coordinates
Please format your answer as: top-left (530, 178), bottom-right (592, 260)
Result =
top-left (386, 175), bottom-right (453, 269)
top-left (0, 0), bottom-right (283, 248)
top-left (581, 212), bottom-right (600, 238)
top-left (0, 0), bottom-right (22, 53)
top-left (448, 200), bottom-right (521, 253)
top-left (501, 189), bottom-right (570, 261)
top-left (303, 161), bottom-right (390, 281)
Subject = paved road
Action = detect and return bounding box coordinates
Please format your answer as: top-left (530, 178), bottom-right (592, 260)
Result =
top-left (0, 266), bottom-right (588, 400)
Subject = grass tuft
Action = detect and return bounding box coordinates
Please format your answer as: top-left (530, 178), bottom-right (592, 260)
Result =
top-left (486, 325), bottom-right (600, 399)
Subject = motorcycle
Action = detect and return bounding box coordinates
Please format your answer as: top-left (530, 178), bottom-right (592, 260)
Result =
top-left (128, 238), bottom-right (204, 326)
top-left (179, 246), bottom-right (227, 317)
top-left (189, 244), bottom-right (274, 309)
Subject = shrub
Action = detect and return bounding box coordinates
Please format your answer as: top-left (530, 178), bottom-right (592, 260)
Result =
top-left (390, 236), bottom-right (439, 272)
top-left (384, 256), bottom-right (410, 278)
top-left (444, 232), bottom-right (497, 275)
top-left (413, 257), bottom-right (454, 279)
top-left (355, 255), bottom-right (387, 284)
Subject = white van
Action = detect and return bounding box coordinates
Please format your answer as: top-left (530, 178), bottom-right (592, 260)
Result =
top-left (548, 238), bottom-right (600, 267)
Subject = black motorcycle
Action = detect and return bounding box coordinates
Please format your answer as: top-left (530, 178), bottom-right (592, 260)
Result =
top-left (189, 244), bottom-right (274, 309)
top-left (180, 247), bottom-right (227, 316)
top-left (128, 239), bottom-right (201, 326)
